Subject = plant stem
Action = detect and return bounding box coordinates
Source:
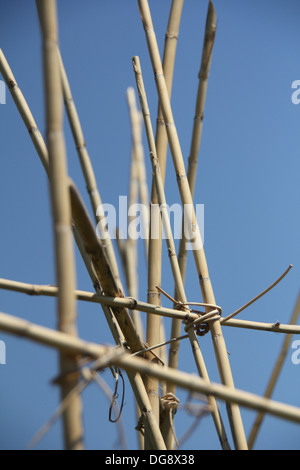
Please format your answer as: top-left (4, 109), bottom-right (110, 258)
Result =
top-left (137, 0), bottom-right (248, 449)
top-left (248, 290), bottom-right (300, 449)
top-left (36, 0), bottom-right (83, 450)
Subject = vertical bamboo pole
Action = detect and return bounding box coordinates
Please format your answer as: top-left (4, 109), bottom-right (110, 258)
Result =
top-left (36, 0), bottom-right (83, 450)
top-left (137, 0), bottom-right (248, 449)
top-left (144, 0), bottom-right (184, 447)
top-left (248, 290), bottom-right (300, 449)
top-left (170, 0), bottom-right (217, 387)
top-left (176, 0), bottom-right (216, 290)
top-left (133, 56), bottom-right (230, 450)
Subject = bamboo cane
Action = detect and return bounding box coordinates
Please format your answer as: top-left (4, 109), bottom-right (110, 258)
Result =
top-left (2, 278), bottom-right (300, 335)
top-left (176, 0), bottom-right (217, 291)
top-left (248, 290), bottom-right (300, 449)
top-left (2, 311), bottom-right (300, 428)
top-left (137, 0), bottom-right (248, 449)
top-left (132, 55), bottom-right (230, 450)
top-left (144, 1), bottom-right (185, 442)
top-left (57, 47), bottom-right (122, 288)
top-left (0, 46), bottom-right (165, 452)
top-left (36, 0), bottom-right (83, 450)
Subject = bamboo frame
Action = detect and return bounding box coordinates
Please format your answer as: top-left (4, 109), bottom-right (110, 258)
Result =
top-left (1, 311), bottom-right (300, 428)
top-left (132, 55), bottom-right (230, 450)
top-left (0, 40), bottom-right (165, 453)
top-left (137, 0), bottom-right (248, 449)
top-left (36, 0), bottom-right (83, 450)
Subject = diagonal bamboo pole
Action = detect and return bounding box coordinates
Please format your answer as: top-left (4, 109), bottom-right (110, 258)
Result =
top-left (137, 0), bottom-right (248, 449)
top-left (144, 1), bottom-right (185, 442)
top-left (132, 55), bottom-right (230, 450)
top-left (248, 290), bottom-right (300, 449)
top-left (36, 0), bottom-right (83, 450)
top-left (176, 0), bottom-right (217, 293)
top-left (2, 311), bottom-right (300, 427)
top-left (57, 47), bottom-right (122, 288)
top-left (0, 47), bottom-right (165, 451)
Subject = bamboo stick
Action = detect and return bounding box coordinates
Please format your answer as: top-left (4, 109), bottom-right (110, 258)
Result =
top-left (0, 45), bottom-right (165, 451)
top-left (144, 1), bottom-right (185, 442)
top-left (1, 311), bottom-right (300, 428)
top-left (132, 55), bottom-right (230, 450)
top-left (176, 0), bottom-right (217, 290)
top-left (2, 278), bottom-right (300, 335)
top-left (248, 291), bottom-right (300, 449)
top-left (36, 0), bottom-right (83, 450)
top-left (137, 0), bottom-right (248, 449)
top-left (57, 47), bottom-right (122, 288)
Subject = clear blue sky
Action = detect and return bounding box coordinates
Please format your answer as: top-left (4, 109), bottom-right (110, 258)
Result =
top-left (0, 0), bottom-right (299, 450)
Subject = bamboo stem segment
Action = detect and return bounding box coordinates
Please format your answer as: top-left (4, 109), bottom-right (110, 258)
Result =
top-left (57, 48), bottom-right (122, 288)
top-left (137, 0), bottom-right (248, 449)
top-left (176, 0), bottom-right (216, 290)
top-left (36, 0), bottom-right (83, 450)
top-left (1, 311), bottom-right (300, 428)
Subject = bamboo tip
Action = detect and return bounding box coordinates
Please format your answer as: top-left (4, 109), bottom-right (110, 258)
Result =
top-left (132, 56), bottom-right (141, 73)
top-left (207, 1), bottom-right (217, 29)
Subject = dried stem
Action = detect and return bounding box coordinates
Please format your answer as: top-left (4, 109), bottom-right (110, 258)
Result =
top-left (132, 55), bottom-right (230, 450)
top-left (248, 290), bottom-right (300, 449)
top-left (137, 0), bottom-right (248, 449)
top-left (1, 43), bottom-right (164, 451)
top-left (57, 47), bottom-right (122, 287)
top-left (36, 0), bottom-right (83, 450)
top-left (2, 278), bottom-right (300, 335)
top-left (1, 311), bottom-right (300, 427)
top-left (143, 1), bottom-right (184, 441)
top-left (176, 0), bottom-right (217, 291)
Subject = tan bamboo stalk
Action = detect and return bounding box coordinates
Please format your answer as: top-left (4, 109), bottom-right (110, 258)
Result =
top-left (1, 48), bottom-right (164, 450)
top-left (126, 88), bottom-right (145, 450)
top-left (0, 48), bottom-right (49, 173)
top-left (126, 87), bottom-right (146, 339)
top-left (142, 1), bottom-right (185, 441)
top-left (57, 47), bottom-right (122, 288)
top-left (248, 290), bottom-right (300, 449)
top-left (176, 0), bottom-right (217, 289)
top-left (2, 278), bottom-right (300, 335)
top-left (2, 311), bottom-right (300, 427)
top-left (127, 87), bottom-right (149, 260)
top-left (36, 0), bottom-right (83, 450)
top-left (137, 0), bottom-right (248, 449)
top-left (132, 55), bottom-right (230, 450)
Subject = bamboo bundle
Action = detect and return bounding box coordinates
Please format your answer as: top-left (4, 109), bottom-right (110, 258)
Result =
top-left (137, 0), bottom-right (248, 449)
top-left (1, 31), bottom-right (165, 453)
top-left (36, 0), bottom-right (83, 450)
top-left (132, 55), bottom-right (230, 450)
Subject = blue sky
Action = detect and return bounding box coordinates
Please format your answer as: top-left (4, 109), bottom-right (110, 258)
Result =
top-left (0, 0), bottom-right (299, 450)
